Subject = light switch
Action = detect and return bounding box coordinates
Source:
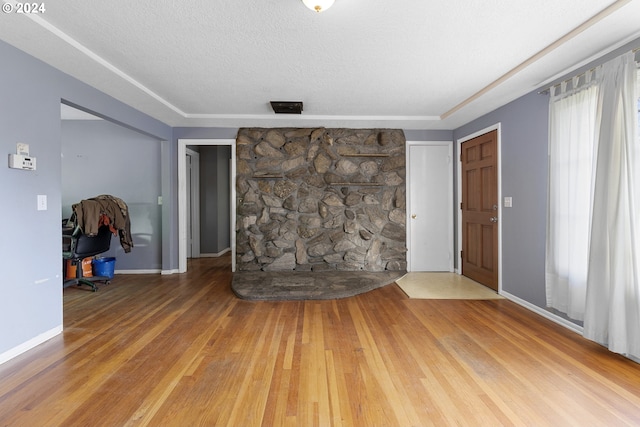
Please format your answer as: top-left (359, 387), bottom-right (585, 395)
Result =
top-left (37, 194), bottom-right (47, 211)
top-left (504, 196), bottom-right (512, 208)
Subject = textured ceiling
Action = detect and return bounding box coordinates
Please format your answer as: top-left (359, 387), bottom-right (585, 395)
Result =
top-left (2, 0), bottom-right (640, 129)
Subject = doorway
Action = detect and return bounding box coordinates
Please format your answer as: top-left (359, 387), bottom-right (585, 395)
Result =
top-left (61, 102), bottom-right (165, 273)
top-left (178, 139), bottom-right (236, 273)
top-left (407, 141), bottom-right (453, 271)
top-left (458, 126), bottom-right (501, 291)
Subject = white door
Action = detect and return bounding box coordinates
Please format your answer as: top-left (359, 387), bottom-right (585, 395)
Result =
top-left (186, 152), bottom-right (193, 258)
top-left (408, 143), bottom-right (453, 271)
top-left (185, 149), bottom-right (200, 259)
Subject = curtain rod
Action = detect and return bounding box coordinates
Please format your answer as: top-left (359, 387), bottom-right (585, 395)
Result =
top-left (538, 46), bottom-right (640, 95)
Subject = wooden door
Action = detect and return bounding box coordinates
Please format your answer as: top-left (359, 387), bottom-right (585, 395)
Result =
top-left (461, 130), bottom-right (498, 290)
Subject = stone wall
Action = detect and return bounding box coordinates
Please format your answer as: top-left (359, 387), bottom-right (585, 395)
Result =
top-left (236, 128), bottom-right (406, 272)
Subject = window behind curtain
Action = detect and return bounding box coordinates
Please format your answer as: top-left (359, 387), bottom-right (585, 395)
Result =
top-left (546, 56), bottom-right (640, 329)
top-left (545, 81), bottom-right (598, 320)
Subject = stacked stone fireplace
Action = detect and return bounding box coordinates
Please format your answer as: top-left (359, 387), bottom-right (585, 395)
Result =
top-left (236, 128), bottom-right (407, 273)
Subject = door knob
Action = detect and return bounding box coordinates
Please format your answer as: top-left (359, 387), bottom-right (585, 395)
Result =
top-left (490, 217), bottom-right (498, 223)
top-left (411, 214), bottom-right (417, 219)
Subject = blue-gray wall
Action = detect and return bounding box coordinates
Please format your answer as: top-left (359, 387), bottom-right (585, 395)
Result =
top-left (404, 129), bottom-right (453, 141)
top-left (452, 37), bottom-right (640, 316)
top-left (453, 92), bottom-right (550, 308)
top-left (0, 39), bottom-right (171, 360)
top-left (61, 119), bottom-right (162, 271)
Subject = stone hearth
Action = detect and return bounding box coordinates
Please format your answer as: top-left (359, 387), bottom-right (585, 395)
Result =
top-left (236, 128), bottom-right (407, 273)
top-left (231, 270), bottom-right (406, 301)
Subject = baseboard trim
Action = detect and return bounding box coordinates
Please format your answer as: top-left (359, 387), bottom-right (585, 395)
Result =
top-left (0, 325), bottom-right (62, 366)
top-left (161, 269), bottom-right (180, 275)
top-left (500, 290), bottom-right (584, 335)
top-left (198, 248), bottom-right (231, 258)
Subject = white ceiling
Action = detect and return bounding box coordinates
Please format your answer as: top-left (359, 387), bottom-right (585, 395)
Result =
top-left (2, 0), bottom-right (640, 130)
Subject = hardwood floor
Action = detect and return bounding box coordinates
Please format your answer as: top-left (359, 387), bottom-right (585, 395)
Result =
top-left (1, 256), bottom-right (640, 426)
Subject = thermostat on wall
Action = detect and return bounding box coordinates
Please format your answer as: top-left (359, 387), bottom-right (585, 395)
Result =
top-left (8, 154), bottom-right (36, 170)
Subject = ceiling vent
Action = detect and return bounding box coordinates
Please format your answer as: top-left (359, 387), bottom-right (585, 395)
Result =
top-left (270, 101), bottom-right (303, 114)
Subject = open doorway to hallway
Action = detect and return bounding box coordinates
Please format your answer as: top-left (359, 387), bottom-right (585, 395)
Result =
top-left (178, 139), bottom-right (236, 273)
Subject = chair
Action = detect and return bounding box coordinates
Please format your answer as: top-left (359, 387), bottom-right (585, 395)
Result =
top-left (63, 222), bottom-right (113, 292)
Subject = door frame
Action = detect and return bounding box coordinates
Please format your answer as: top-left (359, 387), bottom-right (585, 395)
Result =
top-left (456, 123), bottom-right (502, 292)
top-left (406, 140), bottom-right (454, 272)
top-left (178, 138), bottom-right (236, 273)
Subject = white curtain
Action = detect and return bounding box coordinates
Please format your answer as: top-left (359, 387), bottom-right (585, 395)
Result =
top-left (584, 52), bottom-right (640, 358)
top-left (546, 51), bottom-right (640, 359)
top-left (546, 76), bottom-right (598, 321)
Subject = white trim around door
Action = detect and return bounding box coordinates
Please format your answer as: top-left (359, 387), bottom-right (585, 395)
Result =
top-left (178, 139), bottom-right (236, 273)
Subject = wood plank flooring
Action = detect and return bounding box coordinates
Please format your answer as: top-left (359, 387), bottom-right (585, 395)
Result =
top-left (1, 255), bottom-right (640, 426)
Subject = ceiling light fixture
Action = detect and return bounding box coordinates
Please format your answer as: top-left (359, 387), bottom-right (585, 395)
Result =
top-left (302, 0), bottom-right (334, 13)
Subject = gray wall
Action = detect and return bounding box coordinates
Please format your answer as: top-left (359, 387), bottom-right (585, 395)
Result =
top-left (0, 39), bottom-right (171, 359)
top-left (404, 129), bottom-right (453, 142)
top-left (452, 36), bottom-right (640, 316)
top-left (453, 91), bottom-right (550, 308)
top-left (61, 119), bottom-right (162, 270)
top-left (199, 146), bottom-right (231, 254)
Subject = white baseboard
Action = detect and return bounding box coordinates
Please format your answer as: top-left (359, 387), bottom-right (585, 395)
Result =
top-left (198, 248), bottom-right (231, 258)
top-left (440, 272), bottom-right (582, 336)
top-left (161, 269), bottom-right (180, 275)
top-left (0, 325), bottom-right (62, 366)
top-left (500, 290), bottom-right (584, 335)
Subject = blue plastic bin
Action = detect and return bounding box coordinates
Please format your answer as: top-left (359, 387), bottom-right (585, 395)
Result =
top-left (93, 257), bottom-right (116, 279)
